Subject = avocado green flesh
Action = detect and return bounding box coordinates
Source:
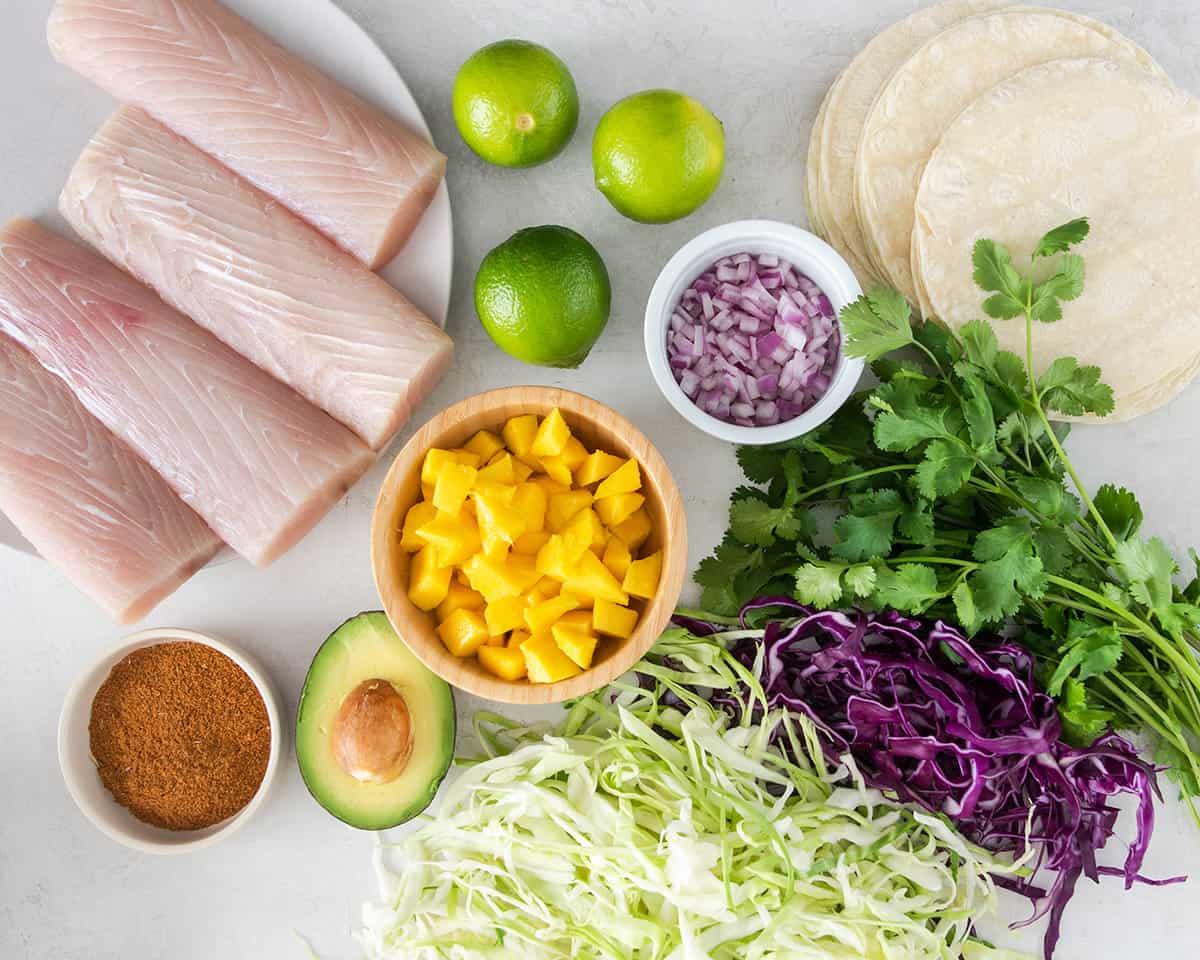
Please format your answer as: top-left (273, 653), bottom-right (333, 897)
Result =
top-left (296, 612), bottom-right (455, 830)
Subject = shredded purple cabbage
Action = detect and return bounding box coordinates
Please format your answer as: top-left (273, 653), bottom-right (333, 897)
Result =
top-left (673, 599), bottom-right (1183, 959)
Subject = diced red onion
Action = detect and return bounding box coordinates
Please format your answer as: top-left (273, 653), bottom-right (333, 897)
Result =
top-left (665, 252), bottom-right (841, 427)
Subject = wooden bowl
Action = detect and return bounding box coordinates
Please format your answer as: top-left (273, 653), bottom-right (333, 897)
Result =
top-left (371, 386), bottom-right (687, 704)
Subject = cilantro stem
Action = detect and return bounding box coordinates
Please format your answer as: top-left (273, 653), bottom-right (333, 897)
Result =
top-left (794, 465), bottom-right (918, 503)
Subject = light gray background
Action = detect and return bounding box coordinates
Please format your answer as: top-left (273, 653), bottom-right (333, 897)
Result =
top-left (2, 1), bottom-right (1199, 957)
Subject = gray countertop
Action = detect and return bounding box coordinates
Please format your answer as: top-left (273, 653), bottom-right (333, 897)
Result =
top-left (3, 1), bottom-right (1199, 956)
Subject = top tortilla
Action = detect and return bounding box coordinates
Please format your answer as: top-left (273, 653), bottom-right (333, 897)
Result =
top-left (913, 58), bottom-right (1200, 422)
top-left (856, 6), bottom-right (1164, 306)
top-left (808, 0), bottom-right (1008, 289)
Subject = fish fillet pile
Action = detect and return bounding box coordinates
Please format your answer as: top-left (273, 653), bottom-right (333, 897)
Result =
top-left (0, 0), bottom-right (451, 620)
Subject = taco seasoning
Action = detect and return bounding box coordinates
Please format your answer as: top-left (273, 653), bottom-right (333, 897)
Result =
top-left (89, 641), bottom-right (271, 830)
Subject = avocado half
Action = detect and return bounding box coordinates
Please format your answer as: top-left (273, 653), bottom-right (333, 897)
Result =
top-left (296, 612), bottom-right (455, 830)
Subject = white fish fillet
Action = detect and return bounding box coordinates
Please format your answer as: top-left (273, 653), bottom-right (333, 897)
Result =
top-left (62, 108), bottom-right (454, 451)
top-left (0, 333), bottom-right (221, 622)
top-left (0, 219), bottom-right (374, 567)
top-left (47, 0), bottom-right (447, 269)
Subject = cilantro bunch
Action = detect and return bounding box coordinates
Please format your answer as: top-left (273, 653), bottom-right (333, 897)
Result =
top-left (697, 219), bottom-right (1200, 814)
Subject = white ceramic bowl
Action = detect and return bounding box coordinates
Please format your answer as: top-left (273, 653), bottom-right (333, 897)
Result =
top-left (644, 219), bottom-right (865, 445)
top-left (57, 627), bottom-right (283, 854)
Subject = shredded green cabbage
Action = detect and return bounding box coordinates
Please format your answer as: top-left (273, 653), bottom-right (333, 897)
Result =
top-left (359, 633), bottom-right (1024, 959)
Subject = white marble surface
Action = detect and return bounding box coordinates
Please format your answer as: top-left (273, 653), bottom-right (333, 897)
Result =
top-left (3, 0), bottom-right (1200, 956)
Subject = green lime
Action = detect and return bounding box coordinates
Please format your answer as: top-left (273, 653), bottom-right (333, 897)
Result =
top-left (452, 40), bottom-right (579, 168)
top-left (592, 89), bottom-right (725, 223)
top-left (474, 225), bottom-right (611, 368)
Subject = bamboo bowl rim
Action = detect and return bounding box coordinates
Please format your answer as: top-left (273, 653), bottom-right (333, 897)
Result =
top-left (370, 386), bottom-right (688, 704)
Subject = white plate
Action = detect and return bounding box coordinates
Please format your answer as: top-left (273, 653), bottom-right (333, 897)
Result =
top-left (0, 0), bottom-right (453, 559)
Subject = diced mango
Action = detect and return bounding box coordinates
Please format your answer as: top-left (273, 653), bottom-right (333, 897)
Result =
top-left (400, 501), bottom-right (438, 552)
top-left (437, 607), bottom-right (489, 657)
top-left (522, 633), bottom-right (582, 683)
top-left (559, 436), bottom-right (588, 471)
top-left (512, 482), bottom-right (547, 533)
top-left (595, 458), bottom-right (641, 500)
top-left (594, 598), bottom-right (638, 639)
top-left (432, 461), bottom-right (477, 515)
top-left (473, 491), bottom-right (526, 557)
top-left (507, 628), bottom-right (531, 649)
top-left (531, 407), bottom-right (571, 458)
top-left (455, 568), bottom-right (472, 587)
top-left (477, 452), bottom-right (518, 485)
top-left (558, 610), bottom-right (593, 632)
top-left (552, 624), bottom-right (597, 669)
top-left (623, 550), bottom-right (662, 600)
top-left (512, 530), bottom-right (551, 556)
top-left (539, 455), bottom-right (575, 486)
top-left (463, 552), bottom-right (539, 602)
top-left (478, 644), bottom-right (527, 680)
top-left (415, 511), bottom-right (481, 567)
top-left (523, 576), bottom-right (561, 605)
top-left (562, 591), bottom-right (593, 610)
top-left (611, 508), bottom-right (652, 552)
top-left (564, 551), bottom-right (629, 604)
top-left (484, 595), bottom-right (527, 636)
top-left (422, 448), bottom-right (480, 486)
top-left (524, 593), bottom-right (579, 635)
top-left (535, 535), bottom-right (576, 582)
top-left (408, 546), bottom-right (452, 611)
top-left (421, 481), bottom-right (435, 502)
top-left (512, 458), bottom-right (534, 482)
top-left (602, 537), bottom-right (632, 580)
top-left (562, 509), bottom-right (606, 563)
top-left (595, 493), bottom-right (645, 529)
top-left (575, 449), bottom-right (625, 486)
top-left (502, 414), bottom-right (539, 458)
top-left (436, 582), bottom-right (486, 622)
top-left (534, 476), bottom-right (573, 499)
top-left (464, 429), bottom-right (505, 461)
top-left (547, 490), bottom-right (593, 532)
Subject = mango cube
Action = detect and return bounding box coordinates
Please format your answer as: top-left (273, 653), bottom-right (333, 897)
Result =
top-left (400, 501), bottom-right (437, 552)
top-left (602, 537), bottom-right (632, 580)
top-left (623, 550), bottom-right (662, 600)
top-left (474, 491), bottom-right (526, 557)
top-left (523, 576), bottom-right (561, 605)
top-left (437, 607), bottom-right (489, 657)
top-left (594, 598), bottom-right (638, 639)
top-left (595, 493), bottom-right (645, 529)
top-left (477, 452), bottom-right (519, 485)
top-left (562, 590), bottom-right (593, 610)
top-left (422, 448), bottom-right (480, 486)
top-left (558, 610), bottom-right (593, 632)
top-left (522, 633), bottom-right (582, 683)
top-left (415, 511), bottom-right (481, 567)
top-left (432, 461), bottom-right (477, 515)
top-left (595, 458), bottom-right (641, 500)
top-left (531, 408), bottom-right (571, 458)
top-left (538, 455), bottom-right (575, 486)
top-left (478, 644), bottom-right (527, 681)
top-left (507, 628), bottom-right (531, 649)
top-left (535, 535), bottom-right (575, 582)
top-left (552, 624), bottom-right (598, 669)
top-left (512, 482), bottom-right (548, 532)
top-left (562, 509), bottom-right (606, 563)
top-left (502, 414), bottom-right (539, 458)
top-left (524, 594), bottom-right (579, 635)
top-left (564, 551), bottom-right (629, 604)
top-left (559, 436), bottom-right (589, 471)
top-left (463, 429), bottom-right (505, 462)
top-left (511, 458), bottom-right (534, 482)
top-left (575, 450), bottom-right (624, 486)
top-left (463, 552), bottom-right (539, 602)
top-left (484, 595), bottom-right (527, 636)
top-left (512, 530), bottom-right (551, 556)
top-left (408, 546), bottom-right (452, 611)
top-left (611, 507), bottom-right (652, 552)
top-left (534, 477), bottom-right (573, 499)
top-left (436, 582), bottom-right (486, 621)
top-left (547, 490), bottom-right (593, 532)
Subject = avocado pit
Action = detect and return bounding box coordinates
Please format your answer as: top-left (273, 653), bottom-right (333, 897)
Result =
top-left (332, 679), bottom-right (413, 784)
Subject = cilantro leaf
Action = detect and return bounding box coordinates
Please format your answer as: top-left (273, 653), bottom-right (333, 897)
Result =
top-left (795, 563), bottom-right (845, 607)
top-left (1046, 620), bottom-right (1124, 696)
top-left (840, 287), bottom-right (915, 361)
top-left (1013, 476), bottom-right (1081, 523)
top-left (958, 318), bottom-right (998, 368)
top-left (1029, 253), bottom-right (1084, 324)
top-left (960, 373), bottom-right (996, 451)
top-left (695, 540), bottom-right (758, 587)
top-left (1115, 537), bottom-right (1178, 622)
top-left (916, 439), bottom-right (974, 497)
top-left (1058, 678), bottom-right (1115, 746)
top-left (1032, 218), bottom-right (1090, 258)
top-left (871, 379), bottom-right (960, 452)
top-left (1093, 484), bottom-right (1143, 541)
top-left (898, 497), bottom-right (935, 546)
top-left (973, 239), bottom-right (1029, 319)
top-left (873, 563), bottom-right (942, 614)
top-left (729, 499), bottom-right (785, 547)
top-left (1156, 739), bottom-right (1200, 797)
top-left (843, 563), bottom-right (878, 598)
top-left (737, 445), bottom-right (785, 484)
top-left (1038, 357), bottom-right (1114, 417)
top-left (832, 489), bottom-right (904, 562)
top-left (963, 519), bottom-right (1047, 624)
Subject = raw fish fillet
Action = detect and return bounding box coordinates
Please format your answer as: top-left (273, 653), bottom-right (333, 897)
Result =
top-left (47, 0), bottom-right (447, 269)
top-left (61, 108), bottom-right (453, 451)
top-left (0, 334), bottom-right (221, 622)
top-left (0, 219), bottom-right (374, 567)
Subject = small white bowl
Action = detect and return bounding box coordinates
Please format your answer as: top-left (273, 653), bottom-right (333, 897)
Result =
top-left (644, 219), bottom-right (865, 445)
top-left (57, 627), bottom-right (283, 854)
